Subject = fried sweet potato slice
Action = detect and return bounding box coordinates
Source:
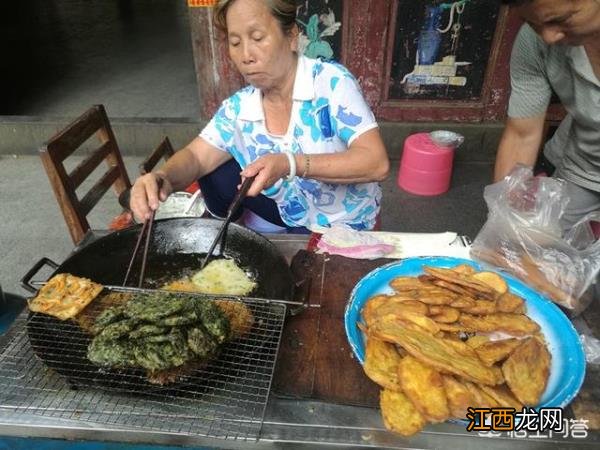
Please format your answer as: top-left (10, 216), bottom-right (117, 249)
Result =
top-left (471, 271), bottom-right (508, 296)
top-left (459, 313), bottom-right (540, 337)
top-left (479, 384), bottom-right (523, 410)
top-left (463, 381), bottom-right (499, 408)
top-left (363, 336), bottom-right (403, 391)
top-left (496, 292), bottom-right (525, 314)
top-left (380, 389), bottom-right (426, 436)
top-left (502, 337), bottom-right (551, 405)
top-left (424, 267), bottom-right (496, 300)
top-left (370, 318), bottom-right (503, 385)
top-left (397, 356), bottom-right (450, 422)
top-left (461, 300), bottom-right (497, 315)
top-left (442, 375), bottom-right (475, 419)
top-left (474, 338), bottom-right (522, 366)
top-left (428, 305), bottom-right (460, 323)
top-left (452, 264), bottom-right (476, 275)
top-left (389, 276), bottom-right (430, 292)
top-left (465, 335), bottom-right (490, 349)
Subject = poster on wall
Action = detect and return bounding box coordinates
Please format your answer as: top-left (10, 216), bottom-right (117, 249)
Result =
top-left (296, 0), bottom-right (343, 61)
top-left (389, 0), bottom-right (500, 100)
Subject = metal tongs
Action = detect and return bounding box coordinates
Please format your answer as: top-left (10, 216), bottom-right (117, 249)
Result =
top-left (200, 175), bottom-right (256, 270)
top-left (123, 179), bottom-right (163, 288)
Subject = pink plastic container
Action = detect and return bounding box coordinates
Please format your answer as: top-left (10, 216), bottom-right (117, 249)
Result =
top-left (397, 132), bottom-right (455, 196)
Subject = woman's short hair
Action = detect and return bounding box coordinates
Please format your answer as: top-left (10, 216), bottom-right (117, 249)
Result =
top-left (213, 0), bottom-right (297, 35)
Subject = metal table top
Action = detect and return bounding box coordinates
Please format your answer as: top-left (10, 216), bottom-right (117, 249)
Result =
top-left (1, 233), bottom-right (598, 449)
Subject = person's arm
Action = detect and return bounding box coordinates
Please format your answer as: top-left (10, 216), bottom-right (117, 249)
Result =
top-left (240, 128), bottom-right (389, 197)
top-left (493, 114), bottom-right (546, 182)
top-left (130, 136), bottom-right (231, 221)
top-left (493, 24), bottom-right (552, 182)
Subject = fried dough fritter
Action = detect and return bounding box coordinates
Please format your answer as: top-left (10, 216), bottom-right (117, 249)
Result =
top-left (29, 273), bottom-right (103, 320)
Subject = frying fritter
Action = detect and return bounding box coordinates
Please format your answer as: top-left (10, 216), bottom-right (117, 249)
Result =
top-left (29, 273), bottom-right (103, 320)
top-left (397, 356), bottom-right (450, 422)
top-left (370, 317), bottom-right (503, 385)
top-left (87, 337), bottom-right (136, 368)
top-left (502, 337), bottom-right (551, 405)
top-left (129, 324), bottom-right (169, 339)
top-left (194, 300), bottom-right (230, 343)
top-left (363, 336), bottom-right (403, 391)
top-left (187, 327), bottom-right (218, 358)
top-left (214, 300), bottom-right (254, 339)
top-left (125, 294), bottom-right (188, 321)
top-left (380, 389), bottom-right (426, 437)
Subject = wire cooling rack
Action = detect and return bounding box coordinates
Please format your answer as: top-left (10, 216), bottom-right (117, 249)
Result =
top-left (0, 297), bottom-right (286, 441)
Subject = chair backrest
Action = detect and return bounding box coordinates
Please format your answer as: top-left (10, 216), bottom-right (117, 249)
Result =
top-left (40, 105), bottom-right (131, 244)
top-left (139, 136), bottom-right (175, 175)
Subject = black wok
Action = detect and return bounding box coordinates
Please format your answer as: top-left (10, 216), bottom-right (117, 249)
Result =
top-left (21, 218), bottom-right (294, 392)
top-left (22, 217), bottom-right (294, 299)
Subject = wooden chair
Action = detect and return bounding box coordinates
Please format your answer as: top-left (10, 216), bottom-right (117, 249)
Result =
top-left (40, 105), bottom-right (132, 245)
top-left (139, 136), bottom-right (175, 175)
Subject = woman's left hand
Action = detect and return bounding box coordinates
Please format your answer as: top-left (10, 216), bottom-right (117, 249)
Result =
top-left (240, 153), bottom-right (290, 197)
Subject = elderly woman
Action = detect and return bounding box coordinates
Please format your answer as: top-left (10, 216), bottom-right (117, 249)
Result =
top-left (130, 0), bottom-right (389, 232)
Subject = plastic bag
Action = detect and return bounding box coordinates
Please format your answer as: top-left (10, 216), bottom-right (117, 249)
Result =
top-left (471, 165), bottom-right (600, 313)
top-left (316, 226), bottom-right (395, 259)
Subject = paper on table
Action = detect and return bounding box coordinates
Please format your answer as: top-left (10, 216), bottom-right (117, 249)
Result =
top-left (360, 231), bottom-right (471, 259)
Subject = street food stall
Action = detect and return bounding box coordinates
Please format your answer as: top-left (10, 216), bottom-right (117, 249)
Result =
top-left (0, 0), bottom-right (597, 448)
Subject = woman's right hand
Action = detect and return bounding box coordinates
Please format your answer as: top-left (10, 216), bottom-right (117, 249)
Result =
top-left (129, 172), bottom-right (173, 222)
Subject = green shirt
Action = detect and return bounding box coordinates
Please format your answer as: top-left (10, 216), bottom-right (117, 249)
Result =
top-left (508, 24), bottom-right (600, 191)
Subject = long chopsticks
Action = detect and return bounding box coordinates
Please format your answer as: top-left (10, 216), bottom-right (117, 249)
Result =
top-left (200, 175), bottom-right (256, 270)
top-left (122, 209), bottom-right (155, 288)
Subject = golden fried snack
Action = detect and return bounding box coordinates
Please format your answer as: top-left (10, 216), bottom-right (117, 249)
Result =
top-left (424, 267), bottom-right (496, 300)
top-left (471, 271), bottom-right (508, 296)
top-left (442, 375), bottom-right (474, 419)
top-left (479, 384), bottom-right (523, 410)
top-left (414, 291), bottom-right (457, 306)
top-left (214, 299), bottom-right (254, 339)
top-left (463, 381), bottom-right (500, 408)
top-left (370, 318), bottom-right (503, 385)
top-left (502, 337), bottom-right (551, 405)
top-left (28, 273), bottom-right (103, 320)
top-left (390, 276), bottom-right (432, 292)
top-left (461, 300), bottom-right (497, 315)
top-left (496, 292), bottom-right (525, 313)
top-left (465, 335), bottom-right (490, 349)
top-left (363, 337), bottom-right (403, 391)
top-left (451, 264), bottom-right (476, 275)
top-left (162, 278), bottom-right (198, 292)
top-left (428, 305), bottom-right (460, 323)
top-left (474, 338), bottom-right (522, 366)
top-left (397, 356), bottom-right (450, 422)
top-left (450, 297), bottom-right (477, 309)
top-left (380, 389), bottom-right (426, 436)
top-left (459, 313), bottom-right (540, 337)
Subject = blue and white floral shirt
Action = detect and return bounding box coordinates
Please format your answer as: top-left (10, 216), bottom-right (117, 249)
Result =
top-left (200, 55), bottom-right (381, 231)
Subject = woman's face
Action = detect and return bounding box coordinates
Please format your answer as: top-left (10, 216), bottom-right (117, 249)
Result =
top-left (517, 0), bottom-right (600, 46)
top-left (226, 0), bottom-right (297, 91)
